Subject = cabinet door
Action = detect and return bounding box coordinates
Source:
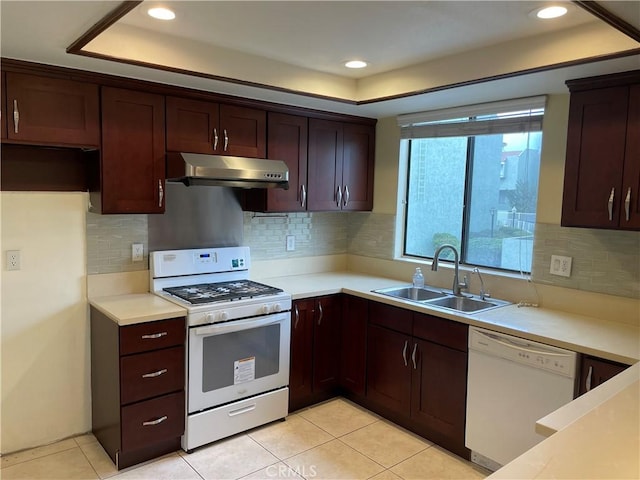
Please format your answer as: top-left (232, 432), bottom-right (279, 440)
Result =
top-left (219, 104), bottom-right (266, 158)
top-left (5, 72), bottom-right (99, 147)
top-left (166, 96), bottom-right (219, 154)
top-left (267, 112), bottom-right (309, 211)
top-left (1, 72), bottom-right (6, 140)
top-left (411, 339), bottom-right (468, 457)
top-left (620, 84), bottom-right (640, 229)
top-left (289, 299), bottom-right (315, 410)
top-left (366, 324), bottom-right (411, 415)
top-left (340, 295), bottom-right (368, 396)
top-left (308, 118), bottom-right (343, 211)
top-left (562, 86), bottom-right (629, 228)
top-left (313, 295), bottom-right (342, 393)
top-left (342, 123), bottom-right (375, 211)
top-left (100, 87), bottom-right (165, 213)
top-left (578, 355), bottom-right (627, 396)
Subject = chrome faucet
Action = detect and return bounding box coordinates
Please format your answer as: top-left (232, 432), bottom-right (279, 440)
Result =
top-left (431, 244), bottom-right (468, 296)
top-left (473, 267), bottom-right (490, 300)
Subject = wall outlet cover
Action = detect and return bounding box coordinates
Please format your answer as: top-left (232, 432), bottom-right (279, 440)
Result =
top-left (6, 250), bottom-right (20, 271)
top-left (132, 243), bottom-right (144, 262)
top-left (550, 255), bottom-right (572, 277)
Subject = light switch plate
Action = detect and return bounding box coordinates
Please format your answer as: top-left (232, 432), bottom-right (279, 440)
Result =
top-left (286, 235), bottom-right (295, 252)
top-left (550, 255), bottom-right (572, 277)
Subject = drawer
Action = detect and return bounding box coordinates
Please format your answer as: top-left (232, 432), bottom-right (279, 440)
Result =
top-left (120, 317), bottom-right (185, 355)
top-left (369, 301), bottom-right (412, 335)
top-left (121, 346), bottom-right (184, 405)
top-left (412, 313), bottom-right (468, 352)
top-left (121, 391), bottom-right (184, 452)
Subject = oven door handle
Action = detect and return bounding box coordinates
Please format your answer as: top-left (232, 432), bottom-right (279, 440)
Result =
top-left (193, 314), bottom-right (285, 336)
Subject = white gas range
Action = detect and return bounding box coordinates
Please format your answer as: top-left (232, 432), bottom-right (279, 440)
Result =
top-left (150, 246), bottom-right (291, 453)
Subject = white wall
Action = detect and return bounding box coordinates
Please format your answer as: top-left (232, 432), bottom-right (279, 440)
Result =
top-left (1, 192), bottom-right (89, 453)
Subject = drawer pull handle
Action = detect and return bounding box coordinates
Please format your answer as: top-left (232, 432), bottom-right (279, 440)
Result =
top-left (228, 404), bottom-right (256, 417)
top-left (142, 368), bottom-right (168, 378)
top-left (142, 415), bottom-right (167, 426)
top-left (141, 332), bottom-right (167, 339)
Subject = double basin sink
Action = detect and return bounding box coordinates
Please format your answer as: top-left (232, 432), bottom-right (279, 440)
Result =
top-left (373, 285), bottom-right (510, 313)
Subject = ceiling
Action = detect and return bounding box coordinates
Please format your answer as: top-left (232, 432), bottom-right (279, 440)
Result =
top-left (1, 1), bottom-right (639, 118)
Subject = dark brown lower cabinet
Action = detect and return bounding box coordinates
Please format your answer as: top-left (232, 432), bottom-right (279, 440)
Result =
top-left (578, 355), bottom-right (628, 396)
top-left (365, 303), bottom-right (469, 459)
top-left (289, 295), bottom-right (342, 411)
top-left (339, 295), bottom-right (368, 396)
top-left (90, 309), bottom-right (185, 469)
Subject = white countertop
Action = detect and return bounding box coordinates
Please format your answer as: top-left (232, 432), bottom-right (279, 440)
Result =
top-left (89, 293), bottom-right (186, 326)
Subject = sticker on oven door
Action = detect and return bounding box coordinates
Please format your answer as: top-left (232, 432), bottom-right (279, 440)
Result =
top-left (234, 356), bottom-right (256, 384)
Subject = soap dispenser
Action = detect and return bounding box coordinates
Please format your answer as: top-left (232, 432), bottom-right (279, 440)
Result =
top-left (412, 267), bottom-right (424, 288)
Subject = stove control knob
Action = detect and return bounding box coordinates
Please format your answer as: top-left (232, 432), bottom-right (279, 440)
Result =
top-left (205, 313), bottom-right (215, 324)
top-left (271, 303), bottom-right (282, 313)
top-left (219, 311), bottom-right (229, 321)
top-left (261, 304), bottom-right (270, 315)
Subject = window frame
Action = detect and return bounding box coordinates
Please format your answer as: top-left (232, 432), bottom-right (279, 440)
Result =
top-left (398, 97), bottom-right (546, 273)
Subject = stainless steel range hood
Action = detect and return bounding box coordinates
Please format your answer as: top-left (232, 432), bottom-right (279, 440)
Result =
top-left (167, 152), bottom-right (289, 189)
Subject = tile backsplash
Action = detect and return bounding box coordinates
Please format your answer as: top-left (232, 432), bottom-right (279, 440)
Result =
top-left (86, 211), bottom-right (639, 299)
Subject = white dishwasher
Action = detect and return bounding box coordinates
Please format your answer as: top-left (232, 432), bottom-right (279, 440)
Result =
top-left (465, 326), bottom-right (577, 471)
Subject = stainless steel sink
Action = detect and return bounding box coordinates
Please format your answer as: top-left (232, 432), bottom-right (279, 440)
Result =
top-left (373, 285), bottom-right (510, 313)
top-left (374, 286), bottom-right (448, 301)
top-left (426, 295), bottom-right (509, 313)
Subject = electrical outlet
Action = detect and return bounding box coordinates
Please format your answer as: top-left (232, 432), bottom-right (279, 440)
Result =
top-left (132, 243), bottom-right (144, 262)
top-left (550, 255), bottom-right (572, 277)
top-left (6, 250), bottom-right (20, 271)
top-left (286, 235), bottom-right (295, 252)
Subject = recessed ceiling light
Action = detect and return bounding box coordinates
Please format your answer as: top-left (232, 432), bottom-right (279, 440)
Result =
top-left (345, 60), bottom-right (368, 69)
top-left (148, 7), bottom-right (176, 20)
top-left (534, 5), bottom-right (568, 19)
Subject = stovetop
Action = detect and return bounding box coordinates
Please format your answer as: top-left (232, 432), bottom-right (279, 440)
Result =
top-left (163, 280), bottom-right (283, 305)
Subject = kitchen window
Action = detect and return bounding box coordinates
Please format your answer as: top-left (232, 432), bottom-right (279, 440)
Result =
top-left (398, 96), bottom-right (545, 273)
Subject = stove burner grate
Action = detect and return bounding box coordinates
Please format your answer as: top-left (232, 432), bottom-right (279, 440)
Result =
top-left (164, 280), bottom-right (283, 304)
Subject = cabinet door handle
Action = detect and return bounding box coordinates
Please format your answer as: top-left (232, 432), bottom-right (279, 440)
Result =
top-left (336, 186), bottom-right (342, 208)
top-left (142, 368), bottom-right (168, 378)
top-left (223, 129), bottom-right (229, 151)
top-left (608, 187), bottom-right (615, 221)
top-left (141, 331), bottom-right (167, 339)
top-left (300, 184), bottom-right (307, 208)
top-left (158, 180), bottom-right (164, 208)
top-left (294, 304), bottom-right (299, 329)
top-left (411, 343), bottom-right (418, 369)
top-left (142, 415), bottom-right (167, 426)
top-left (317, 301), bottom-right (323, 326)
top-left (13, 100), bottom-right (19, 134)
top-left (343, 185), bottom-right (350, 207)
top-left (625, 187), bottom-right (631, 221)
top-left (212, 128), bottom-right (219, 150)
top-left (585, 365), bottom-right (593, 392)
top-left (402, 340), bottom-right (408, 367)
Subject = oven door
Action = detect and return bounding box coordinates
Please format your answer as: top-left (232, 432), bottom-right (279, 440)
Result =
top-left (188, 312), bottom-right (290, 414)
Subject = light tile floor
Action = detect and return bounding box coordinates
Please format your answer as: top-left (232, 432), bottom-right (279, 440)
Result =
top-left (0, 398), bottom-right (489, 480)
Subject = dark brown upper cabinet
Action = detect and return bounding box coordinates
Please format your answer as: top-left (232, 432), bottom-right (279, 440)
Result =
top-left (307, 119), bottom-right (375, 211)
top-left (3, 72), bottom-right (99, 148)
top-left (95, 87), bottom-right (166, 214)
top-left (166, 96), bottom-right (266, 158)
top-left (562, 72), bottom-right (640, 230)
top-left (243, 112), bottom-right (309, 212)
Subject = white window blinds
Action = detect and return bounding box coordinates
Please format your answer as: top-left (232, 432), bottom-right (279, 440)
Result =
top-left (397, 96), bottom-right (546, 139)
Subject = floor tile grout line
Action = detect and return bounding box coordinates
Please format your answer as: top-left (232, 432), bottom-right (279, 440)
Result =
top-left (0, 442), bottom-right (81, 470)
top-left (75, 443), bottom-right (103, 480)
